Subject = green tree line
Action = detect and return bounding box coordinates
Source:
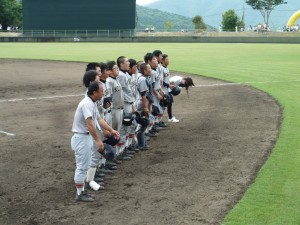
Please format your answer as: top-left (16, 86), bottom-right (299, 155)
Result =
top-left (136, 5), bottom-right (196, 31)
top-left (0, 0), bottom-right (22, 30)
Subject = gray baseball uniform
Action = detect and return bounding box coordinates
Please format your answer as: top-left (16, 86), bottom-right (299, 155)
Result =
top-left (150, 68), bottom-right (163, 116)
top-left (135, 75), bottom-right (150, 148)
top-left (71, 95), bottom-right (99, 185)
top-left (118, 70), bottom-right (136, 146)
top-left (106, 76), bottom-right (124, 132)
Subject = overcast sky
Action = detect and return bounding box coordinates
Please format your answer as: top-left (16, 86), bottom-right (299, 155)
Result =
top-left (136, 0), bottom-right (160, 6)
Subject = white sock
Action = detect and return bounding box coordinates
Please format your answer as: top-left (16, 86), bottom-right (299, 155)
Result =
top-left (101, 158), bottom-right (106, 166)
top-left (116, 145), bottom-right (122, 155)
top-left (134, 135), bottom-right (138, 144)
top-left (75, 184), bottom-right (84, 195)
top-left (86, 168), bottom-right (96, 182)
top-left (128, 138), bottom-right (133, 147)
top-left (125, 137), bottom-right (129, 148)
top-left (120, 144), bottom-right (125, 154)
top-left (146, 126), bottom-right (150, 133)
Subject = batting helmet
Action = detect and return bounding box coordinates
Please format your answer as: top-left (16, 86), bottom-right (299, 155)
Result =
top-left (134, 112), bottom-right (149, 127)
top-left (103, 97), bottom-right (112, 109)
top-left (100, 144), bottom-right (116, 161)
top-left (151, 105), bottom-right (160, 116)
top-left (122, 113), bottom-right (133, 126)
top-left (171, 86), bottom-right (181, 96)
top-left (159, 95), bottom-right (171, 107)
top-left (103, 134), bottom-right (119, 146)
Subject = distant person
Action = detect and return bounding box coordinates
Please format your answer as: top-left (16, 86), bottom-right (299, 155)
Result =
top-left (283, 25), bottom-right (286, 32)
top-left (263, 23), bottom-right (268, 32)
top-left (257, 24), bottom-right (262, 32)
top-left (0, 24), bottom-right (2, 31)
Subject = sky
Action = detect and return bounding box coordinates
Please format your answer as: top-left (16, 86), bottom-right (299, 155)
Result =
top-left (136, 0), bottom-right (160, 6)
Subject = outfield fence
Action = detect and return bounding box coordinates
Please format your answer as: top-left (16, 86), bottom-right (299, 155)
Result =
top-left (20, 29), bottom-right (136, 38)
top-left (1, 28), bottom-right (299, 38)
top-left (0, 29), bottom-right (299, 43)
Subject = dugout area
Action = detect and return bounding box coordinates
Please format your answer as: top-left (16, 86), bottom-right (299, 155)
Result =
top-left (22, 0), bottom-right (136, 30)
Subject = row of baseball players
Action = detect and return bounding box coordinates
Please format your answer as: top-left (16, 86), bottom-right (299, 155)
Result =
top-left (71, 50), bottom-right (195, 202)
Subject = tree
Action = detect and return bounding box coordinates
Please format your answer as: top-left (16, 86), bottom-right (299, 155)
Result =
top-left (222, 9), bottom-right (242, 31)
top-left (245, 0), bottom-right (287, 25)
top-left (0, 0), bottom-right (22, 30)
top-left (164, 21), bottom-right (173, 32)
top-left (192, 15), bottom-right (207, 32)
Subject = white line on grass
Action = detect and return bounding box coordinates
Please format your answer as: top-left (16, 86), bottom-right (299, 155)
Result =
top-left (195, 83), bottom-right (241, 87)
top-left (195, 79), bottom-right (300, 88)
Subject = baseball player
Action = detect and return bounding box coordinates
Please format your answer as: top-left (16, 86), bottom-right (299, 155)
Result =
top-left (135, 62), bottom-right (152, 149)
top-left (98, 63), bottom-right (112, 126)
top-left (144, 52), bottom-right (161, 137)
top-left (98, 62), bottom-right (120, 171)
top-left (127, 58), bottom-right (140, 151)
top-left (82, 68), bottom-right (107, 186)
top-left (153, 50), bottom-right (168, 128)
top-left (71, 81), bottom-right (119, 202)
top-left (106, 61), bottom-right (132, 161)
top-left (128, 59), bottom-right (140, 99)
top-left (116, 56), bottom-right (137, 156)
top-left (167, 67), bottom-right (195, 122)
top-left (82, 69), bottom-right (117, 190)
top-left (161, 54), bottom-right (178, 122)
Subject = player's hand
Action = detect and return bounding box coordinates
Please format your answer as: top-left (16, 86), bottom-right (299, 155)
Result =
top-left (96, 140), bottom-right (104, 153)
top-left (157, 94), bottom-right (163, 100)
top-left (111, 130), bottom-right (120, 140)
top-left (106, 102), bottom-right (111, 109)
top-left (144, 107), bottom-right (149, 116)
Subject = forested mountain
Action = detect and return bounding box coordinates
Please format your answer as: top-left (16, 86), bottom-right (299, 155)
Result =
top-left (141, 0), bottom-right (300, 30)
top-left (136, 5), bottom-right (195, 31)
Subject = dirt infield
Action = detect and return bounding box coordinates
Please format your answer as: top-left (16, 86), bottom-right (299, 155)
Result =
top-left (0, 59), bottom-right (281, 225)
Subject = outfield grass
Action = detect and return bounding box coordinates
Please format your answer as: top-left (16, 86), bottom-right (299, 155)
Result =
top-left (1, 43), bottom-right (300, 224)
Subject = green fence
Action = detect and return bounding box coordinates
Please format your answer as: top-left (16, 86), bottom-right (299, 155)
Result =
top-left (20, 29), bottom-right (135, 38)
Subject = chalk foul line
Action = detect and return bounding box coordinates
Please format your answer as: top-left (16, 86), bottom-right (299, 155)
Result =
top-left (0, 131), bottom-right (16, 136)
top-left (0, 94), bottom-right (84, 103)
top-left (1, 80), bottom-right (300, 103)
top-left (195, 79), bottom-right (300, 88)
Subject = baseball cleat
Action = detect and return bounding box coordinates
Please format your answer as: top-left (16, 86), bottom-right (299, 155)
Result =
top-left (168, 117), bottom-right (179, 123)
top-left (76, 191), bottom-right (95, 202)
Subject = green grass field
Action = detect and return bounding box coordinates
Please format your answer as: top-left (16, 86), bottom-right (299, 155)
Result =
top-left (1, 43), bottom-right (300, 224)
